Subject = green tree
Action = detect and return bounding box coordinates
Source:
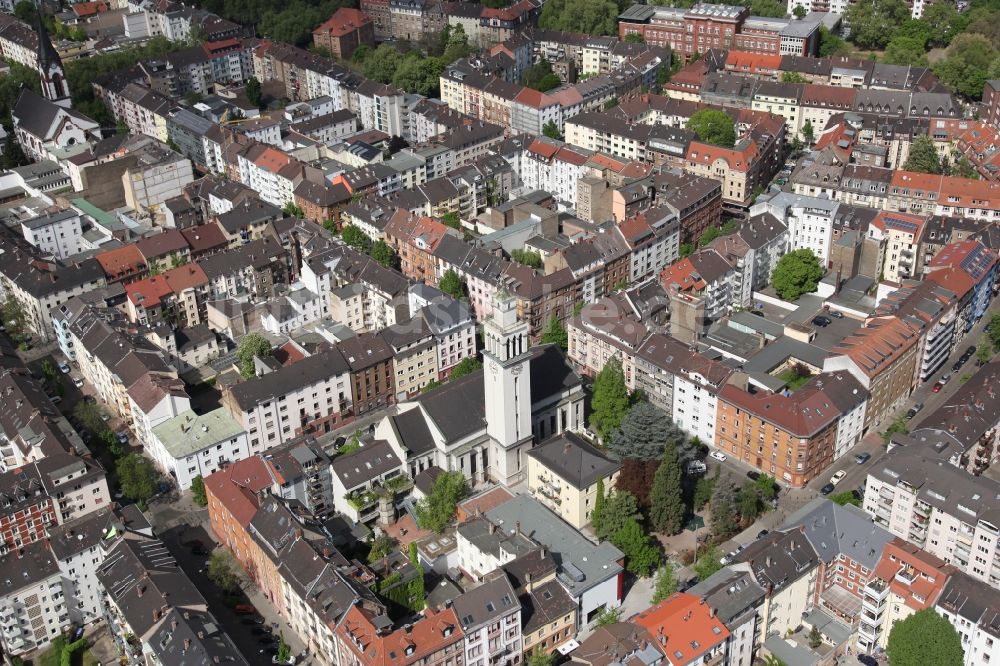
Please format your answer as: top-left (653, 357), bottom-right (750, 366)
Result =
top-left (699, 226), bottom-right (721, 247)
top-left (737, 480), bottom-right (763, 521)
top-left (592, 478), bottom-right (605, 531)
top-left (282, 201), bottom-right (304, 217)
top-left (191, 475), bottom-right (207, 507)
top-left (801, 120), bottom-right (815, 145)
top-left (527, 647), bottom-right (556, 666)
top-left (538, 0), bottom-right (621, 36)
top-left (933, 33), bottom-right (1000, 100)
top-left (649, 444), bottom-right (684, 534)
top-left (686, 109), bottom-right (736, 148)
top-left (883, 36), bottom-right (929, 66)
top-left (988, 313), bottom-right (1000, 351)
top-left (610, 402), bottom-right (693, 462)
top-left (771, 249), bottom-right (823, 301)
top-left (818, 25), bottom-right (851, 56)
top-left (793, 5), bottom-right (807, 18)
top-left (692, 469), bottom-right (717, 510)
top-left (367, 533), bottom-right (397, 563)
top-left (977, 337), bottom-right (993, 365)
top-left (595, 490), bottom-right (640, 541)
top-left (236, 332), bottom-right (271, 379)
top-left (438, 269), bottom-right (466, 300)
top-left (275, 632), bottom-right (291, 664)
top-left (1, 134), bottom-right (28, 169)
top-left (116, 453), bottom-right (158, 503)
top-left (624, 32), bottom-right (645, 43)
top-left (921, 2), bottom-right (962, 46)
top-left (709, 478), bottom-right (739, 537)
top-left (540, 315), bottom-right (568, 350)
top-left (13, 0), bottom-right (37, 23)
top-left (594, 605), bottom-right (621, 626)
top-left (886, 608), bottom-right (964, 666)
top-left (442, 24), bottom-right (472, 62)
top-left (679, 242), bottom-right (694, 258)
top-left (441, 212), bottom-right (460, 229)
top-left (207, 549), bottom-right (242, 593)
top-left (611, 518), bottom-right (660, 577)
top-left (751, 0), bottom-right (787, 17)
top-left (542, 120), bottom-right (562, 140)
top-left (414, 470), bottom-right (467, 532)
top-left (523, 59), bottom-right (562, 91)
top-left (363, 43), bottom-right (404, 83)
top-left (694, 545), bottom-right (723, 581)
top-left (511, 249), bottom-right (543, 268)
top-left (651, 562), bottom-right (678, 603)
top-left (450, 356), bottom-right (481, 379)
top-left (371, 239), bottom-right (397, 268)
top-left (904, 136), bottom-right (943, 174)
top-left (808, 626), bottom-right (823, 649)
top-left (341, 224), bottom-right (373, 252)
top-left (392, 53), bottom-right (445, 97)
top-left (880, 414), bottom-right (909, 444)
top-left (845, 0), bottom-right (910, 49)
top-left (590, 357), bottom-right (631, 440)
top-left (245, 76), bottom-right (262, 107)
top-left (781, 71), bottom-right (808, 83)
top-left (829, 491), bottom-right (861, 507)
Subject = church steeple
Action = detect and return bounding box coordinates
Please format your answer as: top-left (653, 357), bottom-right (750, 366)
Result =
top-left (36, 14), bottom-right (71, 108)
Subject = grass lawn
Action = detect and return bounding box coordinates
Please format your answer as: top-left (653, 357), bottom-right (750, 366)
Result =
top-left (778, 368), bottom-right (813, 391)
top-left (36, 643), bottom-right (99, 666)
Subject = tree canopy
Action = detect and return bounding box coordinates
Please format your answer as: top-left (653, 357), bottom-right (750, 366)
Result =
top-left (341, 224), bottom-right (373, 253)
top-left (609, 401), bottom-right (693, 462)
top-left (538, 0), bottom-right (622, 35)
top-left (844, 0), bottom-right (910, 49)
top-left (904, 136), bottom-right (943, 174)
top-left (540, 316), bottom-right (568, 350)
top-left (771, 249), bottom-right (823, 301)
top-left (686, 109), bottom-right (736, 148)
top-left (934, 33), bottom-right (1000, 100)
top-left (438, 270), bottom-right (466, 300)
top-left (651, 562), bottom-right (678, 603)
top-left (649, 443), bottom-right (685, 534)
top-left (523, 59), bottom-right (562, 92)
top-left (116, 454), bottom-right (159, 504)
top-left (590, 357), bottom-right (632, 440)
top-left (450, 356), bottom-right (482, 379)
top-left (610, 518), bottom-right (660, 576)
top-left (191, 476), bottom-right (207, 507)
top-left (415, 471), bottom-right (467, 532)
top-left (886, 608), bottom-right (964, 666)
top-left (236, 333), bottom-right (272, 379)
top-left (594, 490), bottom-right (640, 541)
top-left (371, 239), bottom-right (398, 268)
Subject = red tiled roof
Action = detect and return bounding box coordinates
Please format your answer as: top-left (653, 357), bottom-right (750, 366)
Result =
top-left (204, 457), bottom-right (273, 528)
top-left (96, 244), bottom-right (146, 278)
top-left (125, 275), bottom-right (174, 307)
top-left (874, 538), bottom-right (952, 612)
top-left (336, 605), bottom-right (463, 666)
top-left (633, 592), bottom-right (730, 665)
top-left (313, 7), bottom-right (371, 37)
top-left (514, 87), bottom-right (553, 109)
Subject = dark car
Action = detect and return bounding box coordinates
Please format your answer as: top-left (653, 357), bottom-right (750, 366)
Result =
top-left (258, 636), bottom-right (277, 646)
top-left (828, 310), bottom-right (844, 318)
top-left (812, 315), bottom-right (832, 327)
top-left (235, 604), bottom-right (258, 615)
top-left (905, 402), bottom-right (923, 419)
top-left (858, 655), bottom-right (879, 666)
top-left (192, 547), bottom-right (209, 556)
top-left (855, 452), bottom-right (871, 465)
top-left (746, 470), bottom-right (761, 481)
top-left (757, 529), bottom-right (769, 539)
top-left (241, 618), bottom-right (260, 626)
top-left (965, 346), bottom-right (976, 357)
top-left (953, 360), bottom-right (964, 372)
top-left (820, 483), bottom-right (836, 495)
top-left (251, 627), bottom-right (268, 636)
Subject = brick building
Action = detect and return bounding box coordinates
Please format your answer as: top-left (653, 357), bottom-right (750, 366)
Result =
top-left (618, 3), bottom-right (748, 60)
top-left (312, 8), bottom-right (375, 59)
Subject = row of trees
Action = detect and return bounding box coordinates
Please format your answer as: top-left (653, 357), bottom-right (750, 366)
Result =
top-left (340, 224), bottom-right (399, 269)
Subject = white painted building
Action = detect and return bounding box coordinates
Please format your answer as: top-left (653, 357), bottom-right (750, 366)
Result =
top-left (20, 210), bottom-right (84, 260)
top-left (150, 408), bottom-right (251, 490)
top-left (0, 541), bottom-right (68, 656)
top-left (752, 192), bottom-right (838, 267)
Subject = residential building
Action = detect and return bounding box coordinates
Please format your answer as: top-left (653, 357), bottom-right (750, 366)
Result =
top-left (632, 592), bottom-right (730, 666)
top-left (148, 408), bottom-right (250, 490)
top-left (0, 541), bottom-right (68, 655)
top-left (20, 210), bottom-right (84, 260)
top-left (312, 8), bottom-right (375, 59)
top-left (936, 571), bottom-right (1000, 666)
top-left (453, 574), bottom-right (522, 666)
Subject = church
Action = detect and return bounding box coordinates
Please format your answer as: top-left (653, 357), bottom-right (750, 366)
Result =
top-left (11, 16), bottom-right (101, 163)
top-left (374, 293), bottom-right (586, 486)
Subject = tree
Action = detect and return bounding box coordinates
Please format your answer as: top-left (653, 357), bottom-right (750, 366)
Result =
top-left (415, 470), bottom-right (467, 532)
top-left (245, 76), bottom-right (262, 107)
top-left (883, 36), bottom-right (929, 66)
top-left (921, 2), bottom-right (962, 46)
top-left (829, 491), bottom-right (861, 507)
top-left (450, 356), bottom-right (481, 379)
top-left (511, 249), bottom-right (543, 268)
top-left (542, 120), bottom-right (562, 140)
top-left (538, 0), bottom-right (621, 36)
top-left (818, 25), bottom-right (850, 57)
top-left (441, 24), bottom-right (472, 62)
top-left (771, 249), bottom-right (822, 301)
top-left (541, 316), bottom-right (568, 350)
top-left (692, 470), bottom-right (716, 510)
top-left (652, 562), bottom-right (678, 603)
top-left (117, 453), bottom-right (158, 504)
top-left (751, 0), bottom-right (786, 17)
top-left (709, 478), bottom-right (739, 537)
top-left (845, 0), bottom-right (910, 49)
top-left (886, 608), bottom-right (964, 666)
top-left (933, 32), bottom-right (1000, 100)
top-left (527, 647), bottom-right (556, 666)
top-left (282, 201), bottom-right (304, 217)
top-left (341, 224), bottom-right (373, 253)
top-left (737, 480), bottom-right (763, 521)
top-left (686, 109), bottom-right (736, 148)
top-left (793, 4), bottom-right (807, 18)
top-left (880, 414), bottom-right (909, 444)
top-left (1, 134), bottom-right (28, 169)
top-left (904, 136), bottom-right (943, 174)
top-left (13, 0), bottom-right (36, 23)
top-left (590, 357), bottom-right (631, 440)
top-left (781, 71), bottom-right (808, 83)
top-left (438, 269), bottom-right (466, 300)
top-left (977, 338), bottom-right (993, 365)
top-left (236, 332), bottom-right (271, 379)
top-left (649, 444), bottom-right (685, 534)
top-left (800, 120), bottom-right (815, 145)
top-left (362, 44), bottom-right (404, 83)
top-left (207, 549), bottom-right (242, 593)
top-left (694, 546), bottom-right (723, 581)
top-left (611, 519), bottom-right (660, 576)
top-left (367, 533), bottom-right (397, 562)
top-left (191, 475), bottom-right (207, 507)
top-left (988, 313), bottom-right (1000, 351)
top-left (609, 401), bottom-right (687, 462)
top-left (594, 606), bottom-right (621, 626)
top-left (371, 239), bottom-right (397, 268)
top-left (592, 478), bottom-right (606, 531)
top-left (808, 626), bottom-right (823, 649)
top-left (595, 490), bottom-right (640, 541)
top-left (624, 32), bottom-right (645, 43)
top-left (275, 632), bottom-right (292, 664)
top-left (523, 59), bottom-right (561, 92)
top-left (441, 212), bottom-right (461, 229)
top-left (392, 53), bottom-right (445, 97)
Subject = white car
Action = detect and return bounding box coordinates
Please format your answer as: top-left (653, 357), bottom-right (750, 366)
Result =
top-left (710, 450), bottom-right (728, 462)
top-left (830, 470), bottom-right (847, 486)
top-left (58, 361), bottom-right (70, 374)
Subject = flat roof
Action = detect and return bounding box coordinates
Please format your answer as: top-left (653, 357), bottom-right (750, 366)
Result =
top-left (152, 408), bottom-right (245, 459)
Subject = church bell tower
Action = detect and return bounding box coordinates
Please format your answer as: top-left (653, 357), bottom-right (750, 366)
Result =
top-left (36, 15), bottom-right (71, 108)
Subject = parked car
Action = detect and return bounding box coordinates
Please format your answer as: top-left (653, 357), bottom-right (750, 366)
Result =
top-left (965, 346), bottom-right (976, 357)
top-left (72, 377), bottom-right (84, 388)
top-left (830, 470), bottom-right (847, 486)
top-left (941, 373), bottom-right (952, 384)
top-left (710, 450), bottom-right (727, 462)
top-left (686, 460), bottom-right (707, 475)
top-left (820, 483), bottom-right (836, 495)
top-left (812, 315), bottom-right (832, 327)
top-left (757, 530), bottom-right (769, 539)
top-left (855, 452), bottom-right (871, 464)
top-left (952, 360), bottom-right (964, 372)
top-left (828, 310), bottom-right (844, 318)
top-left (58, 362), bottom-right (70, 374)
top-left (746, 470), bottom-right (761, 481)
top-left (932, 381), bottom-right (944, 393)
top-left (117, 431), bottom-right (129, 444)
top-left (858, 655), bottom-right (879, 666)
top-left (234, 605), bottom-right (257, 615)
top-left (905, 402), bottom-right (923, 419)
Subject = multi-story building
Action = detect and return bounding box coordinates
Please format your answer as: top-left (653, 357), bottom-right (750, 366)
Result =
top-left (20, 210), bottom-right (84, 260)
top-left (618, 3), bottom-right (749, 59)
top-left (752, 192), bottom-right (839, 266)
top-left (525, 432), bottom-right (620, 529)
top-left (0, 541), bottom-right (68, 655)
top-left (632, 592), bottom-right (731, 666)
top-left (149, 408), bottom-right (250, 490)
top-left (936, 571), bottom-right (1000, 666)
top-left (312, 7), bottom-right (374, 59)
top-left (864, 448), bottom-right (1000, 590)
top-left (687, 566), bottom-right (766, 666)
top-left (335, 604), bottom-right (465, 666)
top-left (453, 573), bottom-right (522, 666)
top-left (925, 240), bottom-right (999, 340)
top-left (339, 332), bottom-right (396, 416)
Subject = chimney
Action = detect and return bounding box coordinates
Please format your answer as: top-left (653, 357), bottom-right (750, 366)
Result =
top-left (515, 521), bottom-right (521, 537)
top-left (489, 522), bottom-right (496, 535)
top-left (183, 638), bottom-right (191, 650)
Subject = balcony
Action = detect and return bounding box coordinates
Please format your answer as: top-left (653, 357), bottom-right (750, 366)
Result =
top-left (895, 568), bottom-right (916, 585)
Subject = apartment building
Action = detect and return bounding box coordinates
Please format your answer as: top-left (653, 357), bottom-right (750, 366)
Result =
top-left (335, 604), bottom-right (465, 666)
top-left (875, 281), bottom-right (957, 384)
top-left (312, 8), bottom-right (374, 59)
top-left (568, 297), bottom-right (649, 386)
top-left (925, 240), bottom-right (999, 339)
top-left (752, 192), bottom-right (839, 266)
top-left (633, 593), bottom-right (731, 666)
top-left (864, 449), bottom-right (1000, 590)
top-left (222, 347), bottom-right (354, 448)
top-left (936, 572), bottom-right (1000, 666)
top-left (20, 210), bottom-right (84, 260)
top-left (340, 332), bottom-right (396, 416)
top-left (687, 566), bottom-right (766, 666)
top-left (501, 550), bottom-right (578, 657)
top-left (0, 541), bottom-right (68, 655)
top-left (618, 3), bottom-right (749, 59)
top-left (526, 432), bottom-right (620, 529)
top-left (148, 408), bottom-right (250, 490)
top-left (453, 574), bottom-right (522, 666)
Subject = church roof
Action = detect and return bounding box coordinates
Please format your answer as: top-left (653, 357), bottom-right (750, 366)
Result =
top-left (12, 89), bottom-right (97, 141)
top-left (35, 14), bottom-right (62, 74)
